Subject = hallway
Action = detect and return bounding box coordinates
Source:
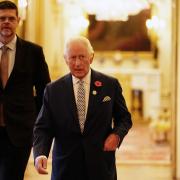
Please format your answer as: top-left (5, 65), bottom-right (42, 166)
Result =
top-left (9, 0), bottom-right (180, 177)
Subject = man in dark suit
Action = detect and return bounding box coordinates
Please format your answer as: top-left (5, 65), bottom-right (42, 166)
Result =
top-left (33, 36), bottom-right (132, 180)
top-left (0, 1), bottom-right (51, 180)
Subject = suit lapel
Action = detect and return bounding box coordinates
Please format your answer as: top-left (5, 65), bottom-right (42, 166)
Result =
top-left (84, 70), bottom-right (103, 133)
top-left (64, 74), bottom-right (81, 132)
top-left (4, 37), bottom-right (26, 88)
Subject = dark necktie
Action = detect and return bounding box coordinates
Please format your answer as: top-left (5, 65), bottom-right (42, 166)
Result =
top-left (77, 80), bottom-right (86, 133)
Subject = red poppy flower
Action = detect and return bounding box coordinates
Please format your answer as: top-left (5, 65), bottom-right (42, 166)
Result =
top-left (94, 81), bottom-right (102, 87)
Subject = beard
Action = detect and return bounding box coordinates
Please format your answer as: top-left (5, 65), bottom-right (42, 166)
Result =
top-left (1, 27), bottom-right (14, 37)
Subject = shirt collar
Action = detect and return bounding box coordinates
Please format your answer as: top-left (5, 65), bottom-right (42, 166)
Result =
top-left (0, 35), bottom-right (17, 50)
top-left (72, 69), bottom-right (91, 85)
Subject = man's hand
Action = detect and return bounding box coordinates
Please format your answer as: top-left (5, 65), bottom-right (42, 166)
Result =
top-left (103, 134), bottom-right (120, 151)
top-left (35, 155), bottom-right (48, 174)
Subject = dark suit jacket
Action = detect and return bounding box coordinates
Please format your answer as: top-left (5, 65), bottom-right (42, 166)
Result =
top-left (0, 37), bottom-right (50, 147)
top-left (33, 69), bottom-right (132, 180)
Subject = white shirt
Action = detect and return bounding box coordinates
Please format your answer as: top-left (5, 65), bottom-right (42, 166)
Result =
top-left (72, 69), bottom-right (91, 118)
top-left (0, 36), bottom-right (17, 78)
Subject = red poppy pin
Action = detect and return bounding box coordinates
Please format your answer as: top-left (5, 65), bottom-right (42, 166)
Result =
top-left (94, 81), bottom-right (102, 87)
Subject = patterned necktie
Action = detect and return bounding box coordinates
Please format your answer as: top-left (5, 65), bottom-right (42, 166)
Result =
top-left (77, 80), bottom-right (86, 133)
top-left (0, 46), bottom-right (9, 88)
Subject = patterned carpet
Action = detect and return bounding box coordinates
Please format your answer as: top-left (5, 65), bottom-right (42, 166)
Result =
top-left (116, 123), bottom-right (171, 164)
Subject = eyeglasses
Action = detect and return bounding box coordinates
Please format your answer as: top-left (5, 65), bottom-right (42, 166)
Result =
top-left (0, 16), bottom-right (17, 22)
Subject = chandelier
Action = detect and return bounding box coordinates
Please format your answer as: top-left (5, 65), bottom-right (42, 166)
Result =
top-left (57, 0), bottom-right (151, 21)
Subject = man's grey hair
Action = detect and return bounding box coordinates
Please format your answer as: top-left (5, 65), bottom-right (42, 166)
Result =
top-left (64, 36), bottom-right (94, 56)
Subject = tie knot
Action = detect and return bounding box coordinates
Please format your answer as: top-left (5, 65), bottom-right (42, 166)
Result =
top-left (1, 45), bottom-right (9, 53)
top-left (78, 80), bottom-right (84, 85)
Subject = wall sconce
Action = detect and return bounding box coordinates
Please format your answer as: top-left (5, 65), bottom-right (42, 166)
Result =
top-left (146, 15), bottom-right (165, 37)
top-left (146, 15), bottom-right (165, 59)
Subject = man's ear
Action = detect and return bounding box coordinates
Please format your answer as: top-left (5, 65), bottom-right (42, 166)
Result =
top-left (17, 17), bottom-right (20, 24)
top-left (90, 53), bottom-right (94, 64)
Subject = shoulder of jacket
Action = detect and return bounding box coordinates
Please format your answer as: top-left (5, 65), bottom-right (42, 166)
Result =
top-left (17, 37), bottom-right (42, 49)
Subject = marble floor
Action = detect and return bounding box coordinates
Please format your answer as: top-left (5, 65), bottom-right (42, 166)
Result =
top-left (116, 123), bottom-right (171, 163)
top-left (25, 123), bottom-right (173, 180)
top-left (25, 162), bottom-right (172, 180)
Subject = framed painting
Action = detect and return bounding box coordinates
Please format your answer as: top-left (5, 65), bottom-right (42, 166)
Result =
top-left (88, 9), bottom-right (152, 52)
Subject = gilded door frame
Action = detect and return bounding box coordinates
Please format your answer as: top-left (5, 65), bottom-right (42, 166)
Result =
top-left (171, 0), bottom-right (179, 178)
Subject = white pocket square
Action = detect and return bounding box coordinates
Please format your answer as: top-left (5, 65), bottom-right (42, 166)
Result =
top-left (102, 96), bottom-right (111, 102)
